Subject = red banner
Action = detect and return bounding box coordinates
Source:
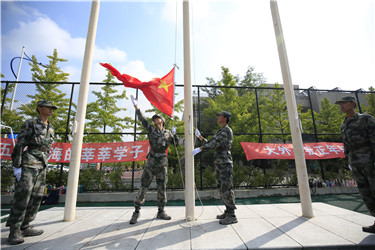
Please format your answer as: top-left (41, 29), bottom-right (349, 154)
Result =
top-left (240, 142), bottom-right (345, 161)
top-left (0, 138), bottom-right (151, 163)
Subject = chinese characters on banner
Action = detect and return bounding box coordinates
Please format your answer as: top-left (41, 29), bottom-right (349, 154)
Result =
top-left (240, 142), bottom-right (345, 161)
top-left (0, 138), bottom-right (150, 163)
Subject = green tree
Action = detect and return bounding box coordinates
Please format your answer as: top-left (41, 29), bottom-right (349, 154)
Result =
top-left (85, 69), bottom-right (132, 143)
top-left (261, 83), bottom-right (290, 143)
top-left (298, 105), bottom-right (314, 135)
top-left (46, 169), bottom-right (68, 187)
top-left (314, 97), bottom-right (345, 141)
top-left (363, 86), bottom-right (375, 116)
top-left (107, 166), bottom-right (125, 189)
top-left (79, 168), bottom-right (108, 190)
top-left (1, 73), bottom-right (25, 133)
top-left (199, 66), bottom-right (266, 166)
top-left (19, 49), bottom-right (72, 142)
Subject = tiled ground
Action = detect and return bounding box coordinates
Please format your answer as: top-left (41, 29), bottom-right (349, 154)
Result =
top-left (2, 203), bottom-right (375, 249)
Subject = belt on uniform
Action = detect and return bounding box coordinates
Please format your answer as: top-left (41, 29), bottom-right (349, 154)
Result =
top-left (28, 145), bottom-right (49, 153)
top-left (148, 151), bottom-right (167, 157)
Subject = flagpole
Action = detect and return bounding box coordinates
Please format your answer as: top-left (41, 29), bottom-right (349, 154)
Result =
top-left (270, 0), bottom-right (313, 218)
top-left (183, 0), bottom-right (195, 221)
top-left (64, 0), bottom-right (100, 222)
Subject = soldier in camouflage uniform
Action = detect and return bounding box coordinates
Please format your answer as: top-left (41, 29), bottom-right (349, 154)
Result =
top-left (193, 111), bottom-right (237, 225)
top-left (6, 100), bottom-right (57, 245)
top-left (336, 96), bottom-right (375, 233)
top-left (129, 95), bottom-right (178, 224)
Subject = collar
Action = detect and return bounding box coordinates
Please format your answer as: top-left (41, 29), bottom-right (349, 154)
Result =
top-left (344, 112), bottom-right (359, 123)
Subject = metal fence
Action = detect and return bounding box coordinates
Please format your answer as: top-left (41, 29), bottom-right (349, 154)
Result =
top-left (1, 80), bottom-right (374, 192)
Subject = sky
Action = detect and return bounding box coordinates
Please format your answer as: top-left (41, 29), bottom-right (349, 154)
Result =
top-left (1, 0), bottom-right (375, 92)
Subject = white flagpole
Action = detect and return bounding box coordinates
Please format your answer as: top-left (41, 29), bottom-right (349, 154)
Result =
top-left (64, 0), bottom-right (100, 222)
top-left (183, 0), bottom-right (195, 221)
top-left (9, 46), bottom-right (25, 111)
top-left (270, 0), bottom-right (313, 218)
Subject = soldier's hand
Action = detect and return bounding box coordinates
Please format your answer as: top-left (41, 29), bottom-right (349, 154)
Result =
top-left (131, 95), bottom-right (138, 107)
top-left (171, 126), bottom-right (176, 135)
top-left (13, 167), bottom-right (22, 182)
top-left (192, 148), bottom-right (201, 156)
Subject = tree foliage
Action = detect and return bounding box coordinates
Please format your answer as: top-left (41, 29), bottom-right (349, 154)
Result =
top-left (20, 49), bottom-right (72, 142)
top-left (260, 83), bottom-right (290, 143)
top-left (199, 66), bottom-right (266, 165)
top-left (363, 86), bottom-right (375, 116)
top-left (85, 69), bottom-right (132, 143)
top-left (314, 97), bottom-right (345, 141)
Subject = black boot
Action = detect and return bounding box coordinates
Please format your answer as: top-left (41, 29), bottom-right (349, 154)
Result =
top-left (21, 225), bottom-right (44, 237)
top-left (362, 221), bottom-right (375, 233)
top-left (130, 208), bottom-right (140, 225)
top-left (217, 210), bottom-right (227, 219)
top-left (8, 227), bottom-right (24, 245)
top-left (219, 210), bottom-right (238, 225)
top-left (157, 208), bottom-right (171, 220)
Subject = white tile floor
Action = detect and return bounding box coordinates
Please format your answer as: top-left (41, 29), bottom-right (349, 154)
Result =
top-left (2, 203), bottom-right (375, 249)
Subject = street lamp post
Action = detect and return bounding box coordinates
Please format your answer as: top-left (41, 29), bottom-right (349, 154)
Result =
top-left (9, 46), bottom-right (25, 111)
top-left (9, 46), bottom-right (46, 111)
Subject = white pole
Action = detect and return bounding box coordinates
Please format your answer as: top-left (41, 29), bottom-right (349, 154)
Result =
top-left (9, 46), bottom-right (25, 111)
top-left (183, 0), bottom-right (195, 222)
top-left (270, 0), bottom-right (313, 218)
top-left (64, 0), bottom-right (100, 222)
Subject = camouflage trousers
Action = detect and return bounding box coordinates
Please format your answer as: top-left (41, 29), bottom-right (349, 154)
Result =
top-left (351, 161), bottom-right (375, 217)
top-left (6, 167), bottom-right (46, 229)
top-left (215, 163), bottom-right (236, 213)
top-left (134, 156), bottom-right (168, 210)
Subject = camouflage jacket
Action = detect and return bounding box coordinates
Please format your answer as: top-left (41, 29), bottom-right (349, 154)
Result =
top-left (341, 112), bottom-right (375, 165)
top-left (201, 124), bottom-right (233, 164)
top-left (136, 110), bottom-right (179, 157)
top-left (11, 117), bottom-right (55, 169)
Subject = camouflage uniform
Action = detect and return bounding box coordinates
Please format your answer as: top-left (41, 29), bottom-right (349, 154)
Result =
top-left (201, 124), bottom-right (236, 214)
top-left (7, 116), bottom-right (55, 230)
top-left (341, 112), bottom-right (375, 216)
top-left (134, 110), bottom-right (178, 211)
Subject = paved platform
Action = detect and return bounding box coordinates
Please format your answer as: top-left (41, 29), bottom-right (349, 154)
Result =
top-left (1, 202), bottom-right (375, 249)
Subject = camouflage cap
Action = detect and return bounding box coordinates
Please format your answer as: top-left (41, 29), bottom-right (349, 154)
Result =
top-left (152, 114), bottom-right (164, 123)
top-left (216, 111), bottom-right (232, 119)
top-left (37, 100), bottom-right (57, 109)
top-left (335, 96), bottom-right (356, 104)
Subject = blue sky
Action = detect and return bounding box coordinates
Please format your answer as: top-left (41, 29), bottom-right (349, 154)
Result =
top-left (2, 0), bottom-right (375, 92)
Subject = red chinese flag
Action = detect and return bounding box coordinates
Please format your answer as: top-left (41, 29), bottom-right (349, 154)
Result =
top-left (100, 63), bottom-right (175, 117)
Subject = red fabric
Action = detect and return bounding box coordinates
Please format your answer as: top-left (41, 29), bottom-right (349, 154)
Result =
top-left (100, 63), bottom-right (175, 117)
top-left (0, 138), bottom-right (154, 163)
top-left (240, 142), bottom-right (345, 161)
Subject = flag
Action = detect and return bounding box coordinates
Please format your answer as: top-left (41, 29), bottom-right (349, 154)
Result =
top-left (100, 63), bottom-right (175, 117)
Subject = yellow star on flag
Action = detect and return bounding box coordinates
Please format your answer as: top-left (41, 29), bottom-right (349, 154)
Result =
top-left (158, 79), bottom-right (173, 92)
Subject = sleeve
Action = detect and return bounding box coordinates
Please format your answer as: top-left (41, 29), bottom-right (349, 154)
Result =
top-left (202, 130), bottom-right (227, 151)
top-left (136, 109), bottom-right (153, 134)
top-left (366, 115), bottom-right (375, 158)
top-left (11, 120), bottom-right (33, 168)
top-left (170, 132), bottom-right (179, 146)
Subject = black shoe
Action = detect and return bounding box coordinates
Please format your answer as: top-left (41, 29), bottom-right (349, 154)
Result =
top-left (130, 211), bottom-right (140, 224)
top-left (157, 211), bottom-right (171, 220)
top-left (362, 223), bottom-right (375, 233)
top-left (216, 212), bottom-right (227, 219)
top-left (219, 214), bottom-right (238, 225)
top-left (22, 226), bottom-right (44, 237)
top-left (8, 229), bottom-right (24, 245)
